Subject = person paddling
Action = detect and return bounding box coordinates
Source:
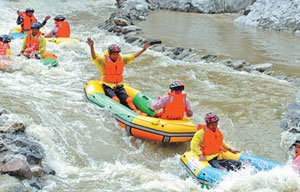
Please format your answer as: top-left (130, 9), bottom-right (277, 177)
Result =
top-left (190, 112), bottom-right (241, 171)
top-left (16, 8), bottom-right (50, 33)
top-left (44, 15), bottom-right (71, 38)
top-left (151, 81), bottom-right (193, 120)
top-left (87, 38), bottom-right (151, 115)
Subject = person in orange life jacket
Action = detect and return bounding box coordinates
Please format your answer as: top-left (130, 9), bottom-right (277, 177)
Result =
top-left (190, 112), bottom-right (242, 171)
top-left (0, 35), bottom-right (12, 57)
top-left (0, 35), bottom-right (12, 71)
top-left (87, 38), bottom-right (150, 115)
top-left (16, 8), bottom-right (50, 33)
top-left (151, 81), bottom-right (193, 120)
top-left (44, 15), bottom-right (71, 38)
top-left (291, 137), bottom-right (300, 173)
top-left (20, 22), bottom-right (46, 59)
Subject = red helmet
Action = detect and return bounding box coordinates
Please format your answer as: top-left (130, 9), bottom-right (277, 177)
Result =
top-left (205, 112), bottom-right (219, 124)
top-left (169, 81), bottom-right (184, 91)
top-left (108, 44), bottom-right (121, 53)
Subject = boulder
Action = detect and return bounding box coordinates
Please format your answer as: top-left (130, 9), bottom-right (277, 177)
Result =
top-left (1, 157), bottom-right (32, 179)
top-left (0, 122), bottom-right (26, 133)
top-left (114, 17), bottom-right (131, 26)
top-left (246, 63), bottom-right (272, 72)
top-left (122, 25), bottom-right (141, 34)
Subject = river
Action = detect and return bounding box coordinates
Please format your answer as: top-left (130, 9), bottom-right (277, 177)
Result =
top-left (0, 1), bottom-right (299, 191)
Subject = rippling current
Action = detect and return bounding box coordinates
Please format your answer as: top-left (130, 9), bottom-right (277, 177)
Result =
top-left (0, 1), bottom-right (300, 191)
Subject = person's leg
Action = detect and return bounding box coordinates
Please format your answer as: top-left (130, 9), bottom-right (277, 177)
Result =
top-left (218, 159), bottom-right (242, 171)
top-left (208, 157), bottom-right (225, 170)
top-left (115, 84), bottom-right (129, 107)
top-left (102, 84), bottom-right (120, 102)
top-left (115, 85), bottom-right (146, 115)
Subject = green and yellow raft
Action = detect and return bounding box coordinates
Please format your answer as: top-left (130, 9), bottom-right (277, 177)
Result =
top-left (84, 80), bottom-right (197, 143)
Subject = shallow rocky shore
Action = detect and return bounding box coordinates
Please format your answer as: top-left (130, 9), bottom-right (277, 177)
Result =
top-left (102, 0), bottom-right (274, 76)
top-left (0, 108), bottom-right (55, 191)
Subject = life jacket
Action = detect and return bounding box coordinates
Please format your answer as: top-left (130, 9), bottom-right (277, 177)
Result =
top-left (55, 21), bottom-right (71, 38)
top-left (24, 31), bottom-right (41, 54)
top-left (158, 92), bottom-right (186, 120)
top-left (293, 151), bottom-right (300, 162)
top-left (0, 42), bottom-right (10, 56)
top-left (20, 12), bottom-right (37, 32)
top-left (104, 54), bottom-right (124, 84)
top-left (199, 124), bottom-right (225, 156)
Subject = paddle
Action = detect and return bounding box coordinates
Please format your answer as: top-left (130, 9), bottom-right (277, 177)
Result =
top-left (147, 39), bottom-right (162, 45)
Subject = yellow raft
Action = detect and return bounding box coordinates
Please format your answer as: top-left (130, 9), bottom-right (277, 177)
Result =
top-left (85, 80), bottom-right (197, 143)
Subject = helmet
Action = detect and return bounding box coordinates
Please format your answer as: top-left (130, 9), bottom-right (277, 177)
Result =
top-left (54, 15), bottom-right (65, 21)
top-left (293, 137), bottom-right (300, 146)
top-left (31, 22), bottom-right (41, 29)
top-left (0, 35), bottom-right (11, 43)
top-left (108, 44), bottom-right (121, 53)
top-left (25, 8), bottom-right (34, 13)
top-left (205, 112), bottom-right (219, 124)
top-left (169, 81), bottom-right (184, 91)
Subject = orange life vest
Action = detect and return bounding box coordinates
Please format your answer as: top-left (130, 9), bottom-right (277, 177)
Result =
top-left (293, 151), bottom-right (300, 161)
top-left (160, 92), bottom-right (186, 120)
top-left (199, 124), bottom-right (225, 156)
top-left (0, 42), bottom-right (10, 56)
top-left (55, 21), bottom-right (71, 37)
top-left (104, 54), bottom-right (124, 84)
top-left (20, 12), bottom-right (37, 32)
top-left (24, 31), bottom-right (41, 54)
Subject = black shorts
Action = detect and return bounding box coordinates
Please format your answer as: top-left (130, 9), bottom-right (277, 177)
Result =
top-left (102, 84), bottom-right (129, 107)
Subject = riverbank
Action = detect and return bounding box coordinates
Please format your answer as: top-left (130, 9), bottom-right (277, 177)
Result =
top-left (102, 0), bottom-right (276, 77)
top-left (0, 108), bottom-right (55, 191)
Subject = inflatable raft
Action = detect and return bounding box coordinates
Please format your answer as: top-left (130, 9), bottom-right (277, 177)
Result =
top-left (41, 53), bottom-right (58, 67)
top-left (84, 80), bottom-right (197, 142)
top-left (10, 28), bottom-right (79, 44)
top-left (181, 150), bottom-right (283, 185)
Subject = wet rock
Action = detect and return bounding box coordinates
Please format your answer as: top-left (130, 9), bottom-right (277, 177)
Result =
top-left (114, 17), bottom-right (131, 26)
top-left (276, 75), bottom-right (287, 80)
top-left (0, 175), bottom-right (28, 192)
top-left (280, 120), bottom-right (289, 131)
top-left (246, 63), bottom-right (273, 72)
top-left (287, 112), bottom-right (300, 128)
top-left (12, 138), bottom-right (45, 165)
top-left (30, 165), bottom-right (44, 177)
top-left (0, 115), bottom-right (9, 127)
top-left (201, 54), bottom-right (217, 61)
top-left (264, 70), bottom-right (274, 76)
top-left (0, 108), bottom-right (9, 116)
top-left (0, 122), bottom-right (26, 133)
top-left (122, 25), bottom-right (141, 34)
top-left (113, 26), bottom-right (123, 33)
top-left (173, 47), bottom-right (184, 56)
top-left (1, 157), bottom-right (32, 179)
top-left (125, 36), bottom-right (140, 43)
top-left (288, 102), bottom-right (300, 111)
top-left (232, 60), bottom-right (248, 70)
top-left (42, 164), bottom-right (56, 175)
top-left (28, 177), bottom-right (43, 190)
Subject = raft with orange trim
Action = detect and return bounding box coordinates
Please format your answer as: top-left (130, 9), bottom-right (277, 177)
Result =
top-left (84, 80), bottom-right (197, 143)
top-left (181, 150), bottom-right (283, 186)
top-left (9, 28), bottom-right (79, 44)
top-left (41, 52), bottom-right (58, 67)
